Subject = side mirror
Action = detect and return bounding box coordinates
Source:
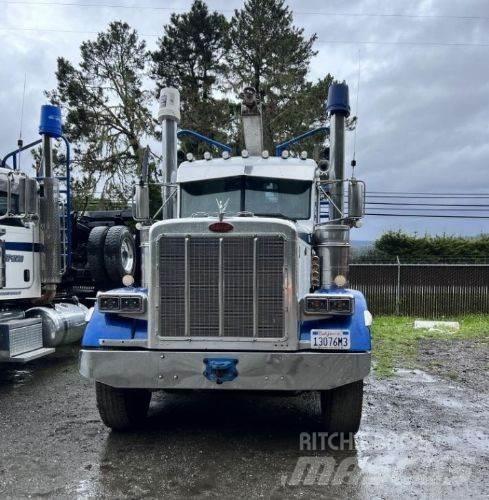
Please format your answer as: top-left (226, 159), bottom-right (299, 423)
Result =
top-left (348, 179), bottom-right (365, 219)
top-left (18, 177), bottom-right (39, 216)
top-left (134, 184), bottom-right (150, 221)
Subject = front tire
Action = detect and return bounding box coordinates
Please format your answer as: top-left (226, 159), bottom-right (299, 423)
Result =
top-left (320, 380), bottom-right (364, 435)
top-left (95, 382), bottom-right (151, 431)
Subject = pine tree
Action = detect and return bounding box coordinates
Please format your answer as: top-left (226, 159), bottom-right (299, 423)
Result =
top-left (150, 0), bottom-right (231, 153)
top-left (47, 21), bottom-right (155, 206)
top-left (227, 0), bottom-right (331, 152)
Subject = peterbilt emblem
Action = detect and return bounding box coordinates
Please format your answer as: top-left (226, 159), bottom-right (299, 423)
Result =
top-left (209, 222), bottom-right (234, 233)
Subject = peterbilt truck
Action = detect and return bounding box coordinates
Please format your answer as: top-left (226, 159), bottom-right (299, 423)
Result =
top-left (80, 82), bottom-right (372, 434)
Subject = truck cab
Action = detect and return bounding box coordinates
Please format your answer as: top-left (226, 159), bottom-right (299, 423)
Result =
top-left (80, 83), bottom-right (372, 434)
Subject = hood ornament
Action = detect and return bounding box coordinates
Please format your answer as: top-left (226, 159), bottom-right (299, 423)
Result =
top-left (216, 198), bottom-right (230, 221)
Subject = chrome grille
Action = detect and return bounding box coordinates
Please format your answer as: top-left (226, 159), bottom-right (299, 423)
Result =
top-left (158, 235), bottom-right (285, 338)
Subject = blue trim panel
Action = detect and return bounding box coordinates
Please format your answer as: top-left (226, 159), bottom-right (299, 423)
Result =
top-left (5, 242), bottom-right (42, 252)
top-left (300, 289), bottom-right (371, 352)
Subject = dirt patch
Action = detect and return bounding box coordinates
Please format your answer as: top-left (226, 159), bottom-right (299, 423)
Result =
top-left (417, 338), bottom-right (489, 392)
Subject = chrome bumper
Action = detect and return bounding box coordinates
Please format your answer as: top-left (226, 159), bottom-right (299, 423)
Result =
top-left (79, 349), bottom-right (370, 391)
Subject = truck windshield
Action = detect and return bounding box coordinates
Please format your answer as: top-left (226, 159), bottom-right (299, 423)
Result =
top-left (0, 192), bottom-right (19, 215)
top-left (180, 176), bottom-right (311, 220)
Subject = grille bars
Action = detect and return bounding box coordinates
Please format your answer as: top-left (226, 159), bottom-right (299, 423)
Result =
top-left (159, 235), bottom-right (285, 338)
top-left (253, 237), bottom-right (258, 337)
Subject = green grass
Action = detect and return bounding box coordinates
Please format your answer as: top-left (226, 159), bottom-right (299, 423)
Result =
top-left (372, 315), bottom-right (489, 377)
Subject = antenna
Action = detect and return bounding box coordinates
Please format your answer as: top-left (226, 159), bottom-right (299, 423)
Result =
top-left (17, 73), bottom-right (27, 170)
top-left (351, 51), bottom-right (361, 176)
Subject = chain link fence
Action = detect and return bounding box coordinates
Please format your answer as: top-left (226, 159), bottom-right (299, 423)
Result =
top-left (350, 262), bottom-right (489, 317)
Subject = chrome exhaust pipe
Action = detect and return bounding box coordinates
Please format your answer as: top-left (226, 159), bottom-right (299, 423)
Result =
top-left (38, 105), bottom-right (63, 297)
top-left (326, 82), bottom-right (350, 221)
top-left (158, 88), bottom-right (180, 220)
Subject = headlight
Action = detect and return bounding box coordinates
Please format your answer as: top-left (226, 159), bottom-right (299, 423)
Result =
top-left (305, 297), bottom-right (329, 313)
top-left (99, 296), bottom-right (120, 311)
top-left (304, 295), bottom-right (354, 315)
top-left (120, 296), bottom-right (144, 312)
top-left (329, 297), bottom-right (353, 314)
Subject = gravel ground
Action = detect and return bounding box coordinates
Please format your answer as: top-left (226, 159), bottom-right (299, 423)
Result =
top-left (0, 345), bottom-right (488, 499)
top-left (417, 338), bottom-right (489, 392)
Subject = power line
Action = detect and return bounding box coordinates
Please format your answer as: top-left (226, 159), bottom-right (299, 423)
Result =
top-left (367, 202), bottom-right (489, 207)
top-left (366, 213), bottom-right (489, 219)
top-left (0, 25), bottom-right (488, 48)
top-left (1, 1), bottom-right (489, 22)
top-left (315, 40), bottom-right (489, 48)
top-left (366, 194), bottom-right (489, 199)
top-left (369, 191), bottom-right (489, 195)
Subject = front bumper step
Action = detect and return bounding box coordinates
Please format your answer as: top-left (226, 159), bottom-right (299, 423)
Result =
top-left (80, 349), bottom-right (370, 391)
top-left (2, 347), bottom-right (55, 363)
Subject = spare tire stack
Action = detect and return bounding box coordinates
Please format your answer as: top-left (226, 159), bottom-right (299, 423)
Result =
top-left (87, 225), bottom-right (137, 290)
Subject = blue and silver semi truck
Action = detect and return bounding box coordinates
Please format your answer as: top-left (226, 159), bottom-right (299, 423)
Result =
top-left (80, 82), bottom-right (372, 433)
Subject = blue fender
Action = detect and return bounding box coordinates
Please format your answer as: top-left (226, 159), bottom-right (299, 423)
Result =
top-left (82, 288), bottom-right (149, 347)
top-left (299, 289), bottom-right (371, 352)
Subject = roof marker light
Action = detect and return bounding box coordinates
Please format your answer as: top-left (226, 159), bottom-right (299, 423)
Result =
top-left (300, 151), bottom-right (308, 160)
top-left (186, 153), bottom-right (194, 162)
top-left (241, 149), bottom-right (249, 158)
top-left (281, 150), bottom-right (289, 159)
top-left (204, 151), bottom-right (212, 161)
top-left (222, 151), bottom-right (230, 160)
top-left (262, 150), bottom-right (269, 159)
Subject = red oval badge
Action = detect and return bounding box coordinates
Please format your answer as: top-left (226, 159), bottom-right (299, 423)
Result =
top-left (209, 222), bottom-right (234, 233)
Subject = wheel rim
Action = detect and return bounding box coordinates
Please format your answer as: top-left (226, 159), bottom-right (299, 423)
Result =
top-left (120, 238), bottom-right (135, 274)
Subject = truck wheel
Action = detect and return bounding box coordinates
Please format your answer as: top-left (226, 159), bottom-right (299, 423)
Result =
top-left (104, 226), bottom-right (136, 286)
top-left (320, 380), bottom-right (364, 435)
top-left (87, 226), bottom-right (110, 288)
top-left (95, 382), bottom-right (151, 431)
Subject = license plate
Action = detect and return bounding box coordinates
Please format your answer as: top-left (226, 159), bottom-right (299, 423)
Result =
top-left (310, 330), bottom-right (350, 350)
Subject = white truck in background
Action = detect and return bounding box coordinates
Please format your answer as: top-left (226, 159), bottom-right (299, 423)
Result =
top-left (0, 106), bottom-right (88, 362)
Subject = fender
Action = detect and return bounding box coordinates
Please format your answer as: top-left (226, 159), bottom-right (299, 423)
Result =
top-left (299, 289), bottom-right (371, 352)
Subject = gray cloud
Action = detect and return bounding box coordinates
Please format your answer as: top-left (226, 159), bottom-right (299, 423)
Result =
top-left (1, 0), bottom-right (488, 239)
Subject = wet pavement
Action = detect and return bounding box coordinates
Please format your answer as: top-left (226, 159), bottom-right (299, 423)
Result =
top-left (0, 346), bottom-right (488, 499)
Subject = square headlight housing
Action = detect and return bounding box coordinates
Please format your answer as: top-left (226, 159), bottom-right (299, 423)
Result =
top-left (303, 295), bottom-right (354, 315)
top-left (98, 294), bottom-right (145, 314)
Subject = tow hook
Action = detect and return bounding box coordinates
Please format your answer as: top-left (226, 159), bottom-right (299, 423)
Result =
top-left (203, 358), bottom-right (238, 384)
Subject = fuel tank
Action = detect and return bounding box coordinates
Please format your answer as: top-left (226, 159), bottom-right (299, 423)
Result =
top-left (26, 302), bottom-right (88, 347)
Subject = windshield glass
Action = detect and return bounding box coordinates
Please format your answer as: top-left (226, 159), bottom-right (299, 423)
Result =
top-left (0, 192), bottom-right (19, 215)
top-left (180, 176), bottom-right (311, 220)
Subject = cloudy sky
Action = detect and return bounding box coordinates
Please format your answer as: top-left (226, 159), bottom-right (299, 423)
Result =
top-left (1, 0), bottom-right (488, 240)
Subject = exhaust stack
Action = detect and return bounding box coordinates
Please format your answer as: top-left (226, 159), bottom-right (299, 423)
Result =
top-left (158, 87), bottom-right (180, 220)
top-left (314, 83), bottom-right (351, 289)
top-left (38, 105), bottom-right (62, 297)
top-left (326, 82), bottom-right (350, 221)
top-left (241, 87), bottom-right (263, 155)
